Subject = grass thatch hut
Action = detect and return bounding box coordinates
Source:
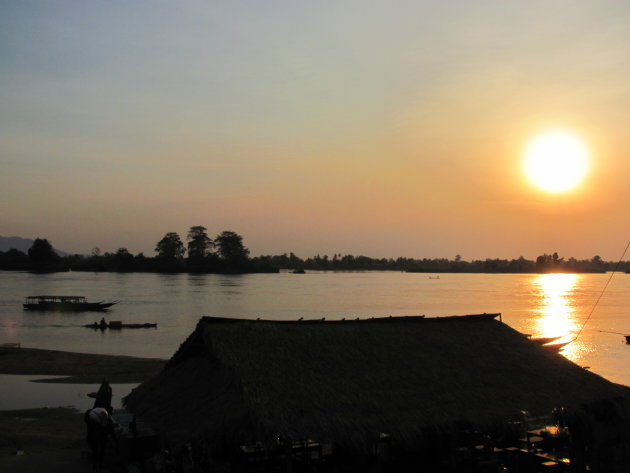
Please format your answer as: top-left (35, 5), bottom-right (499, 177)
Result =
top-left (124, 314), bottom-right (630, 471)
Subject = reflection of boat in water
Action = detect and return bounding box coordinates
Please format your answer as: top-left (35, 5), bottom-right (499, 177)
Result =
top-left (86, 320), bottom-right (157, 330)
top-left (292, 269), bottom-right (306, 274)
top-left (23, 295), bottom-right (118, 311)
top-left (428, 275), bottom-right (440, 279)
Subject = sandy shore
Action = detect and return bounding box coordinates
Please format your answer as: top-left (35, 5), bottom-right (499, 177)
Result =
top-left (0, 346), bottom-right (165, 383)
top-left (0, 347), bottom-right (165, 472)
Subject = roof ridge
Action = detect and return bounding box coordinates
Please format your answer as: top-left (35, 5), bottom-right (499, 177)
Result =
top-left (198, 313), bottom-right (501, 324)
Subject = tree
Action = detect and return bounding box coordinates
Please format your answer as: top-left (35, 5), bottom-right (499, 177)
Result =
top-left (0, 248), bottom-right (29, 270)
top-left (591, 255), bottom-right (603, 265)
top-left (28, 238), bottom-right (58, 266)
top-left (114, 248), bottom-right (134, 268)
top-left (187, 226), bottom-right (213, 263)
top-left (590, 255), bottom-right (605, 272)
top-left (215, 231), bottom-right (249, 265)
top-left (552, 252), bottom-right (564, 265)
top-left (536, 253), bottom-right (552, 271)
top-left (155, 232), bottom-right (185, 261)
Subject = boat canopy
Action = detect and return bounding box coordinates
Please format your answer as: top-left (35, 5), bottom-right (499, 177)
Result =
top-left (25, 295), bottom-right (88, 303)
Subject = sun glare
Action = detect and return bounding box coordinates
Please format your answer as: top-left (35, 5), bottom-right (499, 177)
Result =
top-left (531, 273), bottom-right (582, 359)
top-left (523, 130), bottom-right (589, 193)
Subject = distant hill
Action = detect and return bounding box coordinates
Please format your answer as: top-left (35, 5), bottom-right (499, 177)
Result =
top-left (0, 236), bottom-right (69, 256)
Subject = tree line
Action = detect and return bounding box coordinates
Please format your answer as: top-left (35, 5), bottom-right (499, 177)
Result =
top-left (0, 229), bottom-right (624, 274)
top-left (254, 252), bottom-right (616, 273)
top-left (0, 226), bottom-right (275, 273)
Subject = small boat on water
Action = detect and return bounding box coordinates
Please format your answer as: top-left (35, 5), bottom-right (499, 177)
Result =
top-left (23, 295), bottom-right (118, 311)
top-left (525, 334), bottom-right (570, 351)
top-left (85, 320), bottom-right (157, 330)
top-left (542, 340), bottom-right (571, 352)
top-left (531, 336), bottom-right (562, 345)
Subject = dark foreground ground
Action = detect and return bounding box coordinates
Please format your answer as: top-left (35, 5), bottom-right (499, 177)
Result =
top-left (0, 347), bottom-right (165, 472)
top-left (0, 407), bottom-right (94, 473)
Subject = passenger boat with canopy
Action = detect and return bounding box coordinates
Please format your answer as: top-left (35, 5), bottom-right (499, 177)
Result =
top-left (23, 295), bottom-right (118, 311)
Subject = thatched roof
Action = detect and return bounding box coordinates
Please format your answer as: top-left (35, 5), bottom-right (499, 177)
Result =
top-left (124, 314), bottom-right (630, 452)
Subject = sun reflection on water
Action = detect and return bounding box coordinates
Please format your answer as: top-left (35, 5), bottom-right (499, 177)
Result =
top-left (530, 273), bottom-right (583, 358)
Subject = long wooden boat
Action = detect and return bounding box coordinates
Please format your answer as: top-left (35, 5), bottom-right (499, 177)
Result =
top-left (532, 336), bottom-right (562, 345)
top-left (23, 295), bottom-right (118, 311)
top-left (542, 340), bottom-right (571, 352)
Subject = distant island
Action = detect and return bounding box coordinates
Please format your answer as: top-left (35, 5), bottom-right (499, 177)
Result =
top-left (0, 230), bottom-right (623, 274)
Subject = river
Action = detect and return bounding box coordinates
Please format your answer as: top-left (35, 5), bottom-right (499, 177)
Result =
top-left (1, 270), bottom-right (629, 397)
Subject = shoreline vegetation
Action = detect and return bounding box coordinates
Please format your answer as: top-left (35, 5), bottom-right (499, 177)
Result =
top-left (0, 229), bottom-right (622, 274)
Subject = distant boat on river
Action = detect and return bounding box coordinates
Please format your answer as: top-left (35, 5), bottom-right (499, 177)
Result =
top-left (85, 320), bottom-right (157, 330)
top-left (23, 295), bottom-right (118, 311)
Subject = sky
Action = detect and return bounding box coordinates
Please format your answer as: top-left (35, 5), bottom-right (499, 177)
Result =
top-left (2, 1), bottom-right (630, 260)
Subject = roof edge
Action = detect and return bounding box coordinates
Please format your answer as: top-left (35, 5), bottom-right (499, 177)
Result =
top-left (197, 313), bottom-right (501, 325)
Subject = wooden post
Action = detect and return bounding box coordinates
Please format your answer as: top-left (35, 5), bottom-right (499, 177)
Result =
top-left (284, 440), bottom-right (293, 473)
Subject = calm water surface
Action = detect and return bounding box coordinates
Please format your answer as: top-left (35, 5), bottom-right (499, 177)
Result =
top-left (1, 270), bottom-right (629, 399)
top-left (0, 375), bottom-right (136, 411)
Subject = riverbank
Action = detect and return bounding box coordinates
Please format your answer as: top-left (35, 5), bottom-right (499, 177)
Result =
top-left (0, 346), bottom-right (165, 383)
top-left (0, 347), bottom-right (165, 472)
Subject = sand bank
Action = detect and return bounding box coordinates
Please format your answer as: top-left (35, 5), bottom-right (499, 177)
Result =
top-left (0, 346), bottom-right (165, 383)
top-left (0, 348), bottom-right (165, 472)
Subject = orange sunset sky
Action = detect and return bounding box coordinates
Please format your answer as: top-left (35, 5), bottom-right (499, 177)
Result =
top-left (2, 1), bottom-right (630, 260)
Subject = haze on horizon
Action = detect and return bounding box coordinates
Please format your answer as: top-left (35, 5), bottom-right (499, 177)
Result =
top-left (2, 1), bottom-right (630, 261)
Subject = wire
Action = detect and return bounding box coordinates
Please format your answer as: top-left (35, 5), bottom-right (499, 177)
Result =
top-left (599, 330), bottom-right (626, 336)
top-left (573, 240), bottom-right (630, 342)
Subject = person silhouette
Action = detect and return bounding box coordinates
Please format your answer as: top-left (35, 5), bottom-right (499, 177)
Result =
top-left (94, 378), bottom-right (113, 412)
top-left (84, 407), bottom-right (114, 470)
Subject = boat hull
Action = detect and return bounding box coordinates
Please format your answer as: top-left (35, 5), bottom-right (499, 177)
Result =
top-left (85, 322), bottom-right (157, 329)
top-left (23, 302), bottom-right (116, 311)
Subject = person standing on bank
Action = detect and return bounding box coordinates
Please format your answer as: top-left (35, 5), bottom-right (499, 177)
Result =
top-left (94, 378), bottom-right (113, 412)
top-left (84, 407), bottom-right (115, 470)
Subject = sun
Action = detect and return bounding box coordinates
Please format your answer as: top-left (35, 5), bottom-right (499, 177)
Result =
top-left (523, 130), bottom-right (590, 193)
